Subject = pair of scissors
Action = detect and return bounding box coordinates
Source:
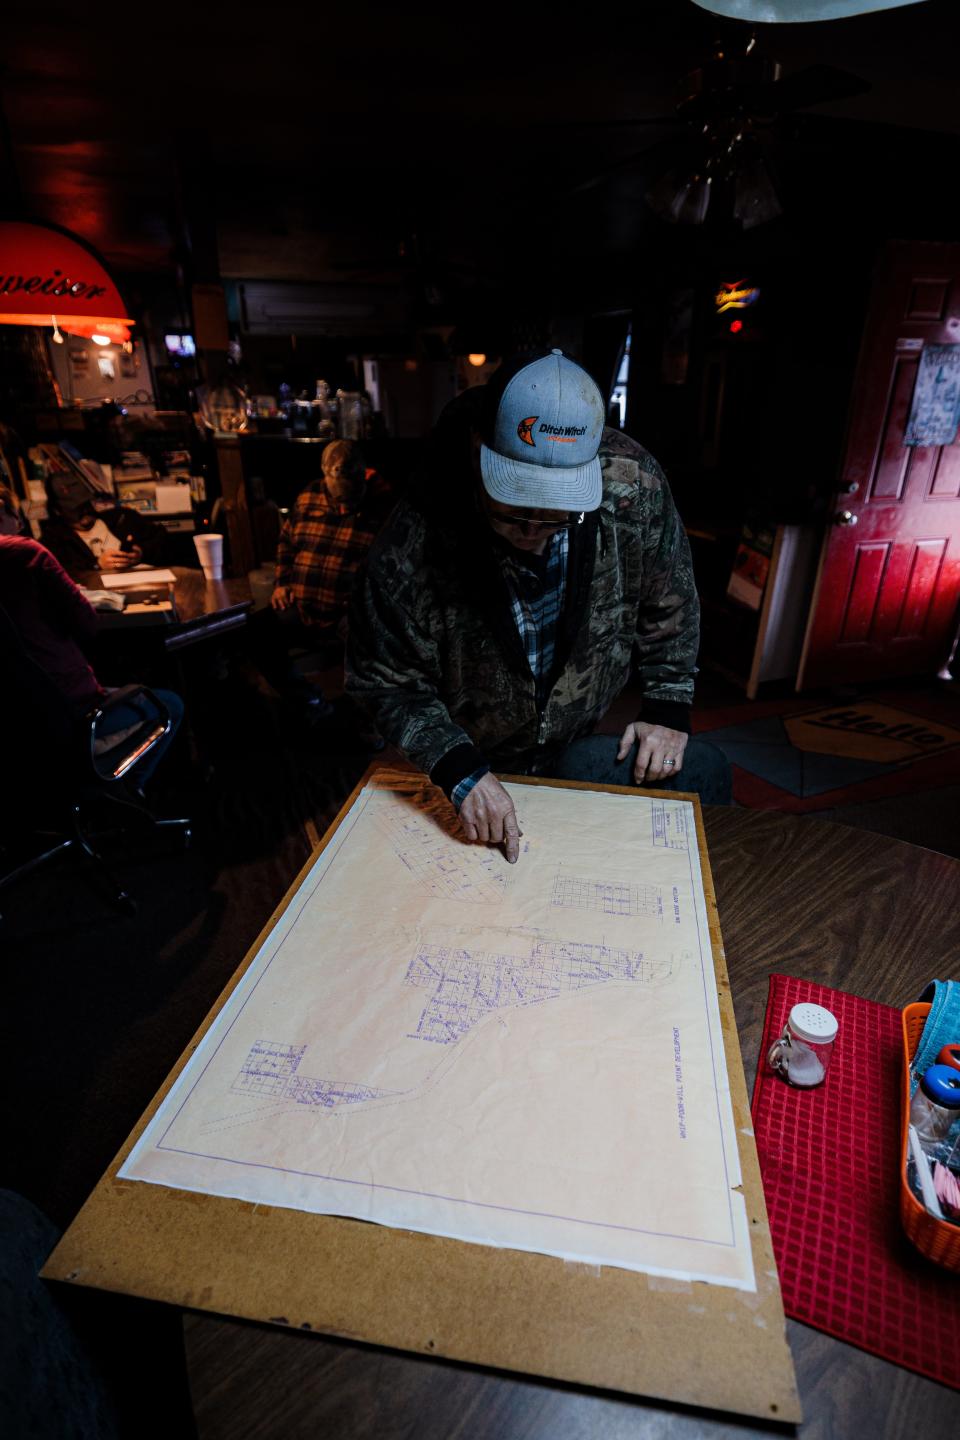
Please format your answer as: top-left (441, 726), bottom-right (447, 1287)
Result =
top-left (937, 1044), bottom-right (960, 1075)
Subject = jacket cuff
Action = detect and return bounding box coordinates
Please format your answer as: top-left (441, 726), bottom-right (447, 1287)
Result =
top-left (635, 699), bottom-right (692, 735)
top-left (430, 741), bottom-right (489, 799)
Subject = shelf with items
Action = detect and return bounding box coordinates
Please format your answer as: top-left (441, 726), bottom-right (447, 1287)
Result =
top-left (691, 519), bottom-right (821, 698)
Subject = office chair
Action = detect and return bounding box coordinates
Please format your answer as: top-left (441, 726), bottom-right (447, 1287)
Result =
top-left (0, 602), bottom-right (191, 917)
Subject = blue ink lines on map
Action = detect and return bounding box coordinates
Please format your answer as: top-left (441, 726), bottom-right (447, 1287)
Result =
top-left (651, 801), bottom-right (689, 851)
top-left (404, 938), bottom-right (676, 1045)
top-left (227, 939), bottom-right (680, 1114)
top-left (551, 875), bottom-right (664, 919)
top-left (379, 809), bottom-right (507, 903)
top-left (232, 1041), bottom-right (398, 1109)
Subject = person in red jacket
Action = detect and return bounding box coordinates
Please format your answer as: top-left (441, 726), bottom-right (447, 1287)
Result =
top-left (0, 533), bottom-right (182, 785)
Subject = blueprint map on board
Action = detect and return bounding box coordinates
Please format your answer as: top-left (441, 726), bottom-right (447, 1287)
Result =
top-left (120, 771), bottom-right (755, 1290)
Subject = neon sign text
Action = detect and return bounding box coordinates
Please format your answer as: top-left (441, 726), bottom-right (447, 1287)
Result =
top-left (716, 281), bottom-right (760, 314)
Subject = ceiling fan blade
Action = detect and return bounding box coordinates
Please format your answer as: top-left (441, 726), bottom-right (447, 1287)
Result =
top-left (569, 138), bottom-right (687, 196)
top-left (753, 62), bottom-right (871, 114)
top-left (527, 115), bottom-right (682, 132)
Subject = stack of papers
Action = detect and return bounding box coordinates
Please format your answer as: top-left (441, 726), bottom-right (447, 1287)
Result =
top-left (79, 587), bottom-right (126, 612)
top-left (99, 568), bottom-right (177, 589)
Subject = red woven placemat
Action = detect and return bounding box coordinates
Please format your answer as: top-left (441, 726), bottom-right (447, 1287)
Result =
top-left (752, 974), bottom-right (960, 1390)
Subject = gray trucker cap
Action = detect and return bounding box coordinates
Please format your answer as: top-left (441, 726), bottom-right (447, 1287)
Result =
top-left (480, 350), bottom-right (605, 511)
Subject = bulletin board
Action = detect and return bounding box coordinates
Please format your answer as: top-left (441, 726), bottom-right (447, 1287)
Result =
top-left (42, 769), bottom-right (800, 1424)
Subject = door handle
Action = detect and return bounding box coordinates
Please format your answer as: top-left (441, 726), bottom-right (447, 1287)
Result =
top-left (834, 510), bottom-right (859, 526)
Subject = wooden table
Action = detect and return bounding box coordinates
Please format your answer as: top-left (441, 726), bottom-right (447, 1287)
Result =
top-left (182, 809), bottom-right (960, 1439)
top-left (80, 566), bottom-right (253, 651)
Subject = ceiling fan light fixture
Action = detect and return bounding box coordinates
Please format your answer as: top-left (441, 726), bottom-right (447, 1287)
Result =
top-left (690, 1), bottom-right (929, 22)
top-left (645, 169), bottom-right (713, 225)
top-left (733, 155), bottom-right (783, 228)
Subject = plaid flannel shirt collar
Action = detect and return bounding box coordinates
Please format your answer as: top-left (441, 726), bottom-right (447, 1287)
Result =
top-left (497, 529), bottom-right (568, 700)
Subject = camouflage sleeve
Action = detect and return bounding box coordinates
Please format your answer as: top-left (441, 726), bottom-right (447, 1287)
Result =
top-left (630, 454), bottom-right (700, 716)
top-left (345, 538), bottom-right (481, 781)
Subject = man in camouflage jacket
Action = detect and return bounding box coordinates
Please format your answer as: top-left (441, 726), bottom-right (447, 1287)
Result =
top-left (347, 352), bottom-right (729, 862)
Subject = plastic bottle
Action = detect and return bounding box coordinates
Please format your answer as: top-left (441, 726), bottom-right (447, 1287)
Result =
top-left (909, 1064), bottom-right (960, 1152)
top-left (337, 391), bottom-right (363, 440)
top-left (315, 380), bottom-right (335, 439)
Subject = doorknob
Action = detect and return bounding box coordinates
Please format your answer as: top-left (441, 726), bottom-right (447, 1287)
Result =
top-left (834, 510), bottom-right (859, 526)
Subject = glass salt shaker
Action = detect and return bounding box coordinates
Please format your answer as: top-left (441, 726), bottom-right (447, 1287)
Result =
top-left (767, 1002), bottom-right (839, 1088)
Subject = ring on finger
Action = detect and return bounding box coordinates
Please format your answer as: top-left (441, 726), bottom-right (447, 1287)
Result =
top-left (664, 758), bottom-right (676, 767)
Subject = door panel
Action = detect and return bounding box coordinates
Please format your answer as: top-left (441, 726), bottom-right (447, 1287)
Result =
top-left (896, 539), bottom-right (947, 639)
top-left (930, 445), bottom-right (960, 498)
top-left (870, 356), bottom-right (915, 500)
top-left (840, 544), bottom-right (889, 643)
top-left (798, 242), bottom-right (960, 689)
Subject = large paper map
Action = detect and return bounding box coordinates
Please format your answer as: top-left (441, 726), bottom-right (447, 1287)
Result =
top-left (120, 771), bottom-right (755, 1290)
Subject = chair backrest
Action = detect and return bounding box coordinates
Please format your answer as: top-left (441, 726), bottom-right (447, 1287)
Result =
top-left (0, 601), bottom-right (78, 748)
top-left (0, 604), bottom-right (175, 818)
top-left (0, 601), bottom-right (81, 803)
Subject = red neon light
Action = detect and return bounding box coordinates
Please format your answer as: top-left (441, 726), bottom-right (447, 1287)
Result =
top-left (730, 319), bottom-right (743, 334)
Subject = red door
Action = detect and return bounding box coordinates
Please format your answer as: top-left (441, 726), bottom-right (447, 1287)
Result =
top-left (798, 242), bottom-right (960, 690)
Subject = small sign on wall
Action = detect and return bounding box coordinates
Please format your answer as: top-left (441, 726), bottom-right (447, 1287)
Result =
top-left (904, 343), bottom-right (960, 447)
top-left (192, 283), bottom-right (229, 351)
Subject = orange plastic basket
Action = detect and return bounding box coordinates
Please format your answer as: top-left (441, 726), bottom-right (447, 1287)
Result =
top-left (900, 1001), bottom-right (960, 1272)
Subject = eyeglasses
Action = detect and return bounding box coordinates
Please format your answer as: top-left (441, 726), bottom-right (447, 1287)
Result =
top-left (489, 510), bottom-right (586, 534)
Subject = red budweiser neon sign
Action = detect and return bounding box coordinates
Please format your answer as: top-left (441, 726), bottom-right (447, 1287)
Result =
top-left (0, 221), bottom-right (133, 342)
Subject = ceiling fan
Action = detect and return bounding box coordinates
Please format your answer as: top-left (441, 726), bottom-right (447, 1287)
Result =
top-left (572, 31), bottom-right (871, 228)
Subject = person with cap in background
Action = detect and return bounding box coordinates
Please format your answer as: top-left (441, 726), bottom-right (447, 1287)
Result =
top-left (40, 472), bottom-right (168, 580)
top-left (346, 350), bottom-right (730, 863)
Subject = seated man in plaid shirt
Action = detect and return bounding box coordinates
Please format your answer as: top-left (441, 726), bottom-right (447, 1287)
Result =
top-left (251, 440), bottom-right (392, 723)
top-left (347, 351), bottom-right (730, 863)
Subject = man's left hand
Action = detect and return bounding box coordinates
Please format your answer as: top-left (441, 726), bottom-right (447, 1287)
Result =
top-left (616, 721), bottom-right (689, 785)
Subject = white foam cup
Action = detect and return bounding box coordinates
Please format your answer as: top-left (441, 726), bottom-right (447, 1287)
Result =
top-left (194, 532), bottom-right (224, 580)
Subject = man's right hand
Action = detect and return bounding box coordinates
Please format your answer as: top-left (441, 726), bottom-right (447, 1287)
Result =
top-left (99, 547), bottom-right (139, 572)
top-left (271, 584), bottom-right (294, 611)
top-left (458, 772), bottom-right (522, 864)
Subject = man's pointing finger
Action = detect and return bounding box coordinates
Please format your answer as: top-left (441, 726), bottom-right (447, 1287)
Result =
top-left (503, 811), bottom-right (520, 864)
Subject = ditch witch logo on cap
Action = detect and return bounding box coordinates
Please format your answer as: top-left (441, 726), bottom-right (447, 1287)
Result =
top-left (517, 415), bottom-right (589, 447)
top-left (481, 350), bottom-right (605, 512)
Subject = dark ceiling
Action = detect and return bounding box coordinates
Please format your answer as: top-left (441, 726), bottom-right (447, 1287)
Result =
top-left (4, 0), bottom-right (960, 312)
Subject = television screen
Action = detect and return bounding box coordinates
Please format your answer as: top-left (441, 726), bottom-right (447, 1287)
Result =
top-left (164, 334), bottom-right (196, 358)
